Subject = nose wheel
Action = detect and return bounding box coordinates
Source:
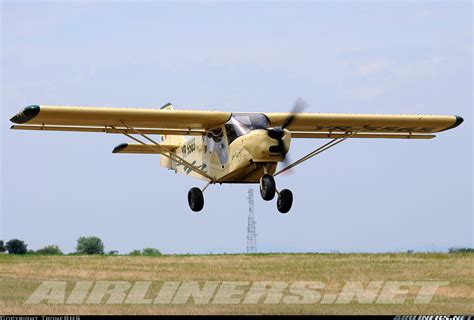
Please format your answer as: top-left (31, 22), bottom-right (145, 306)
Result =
top-left (259, 173), bottom-right (293, 213)
top-left (260, 174), bottom-right (276, 201)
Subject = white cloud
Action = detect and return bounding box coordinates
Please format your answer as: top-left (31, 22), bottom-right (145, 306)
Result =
top-left (357, 60), bottom-right (393, 76)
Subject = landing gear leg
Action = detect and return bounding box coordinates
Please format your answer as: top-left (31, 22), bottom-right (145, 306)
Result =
top-left (277, 189), bottom-right (293, 214)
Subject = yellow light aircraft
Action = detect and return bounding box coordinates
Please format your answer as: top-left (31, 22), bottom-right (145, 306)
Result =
top-left (10, 100), bottom-right (463, 213)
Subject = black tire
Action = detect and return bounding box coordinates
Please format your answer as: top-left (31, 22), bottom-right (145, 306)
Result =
top-left (188, 187), bottom-right (204, 212)
top-left (260, 174), bottom-right (276, 201)
top-left (277, 189), bottom-right (293, 214)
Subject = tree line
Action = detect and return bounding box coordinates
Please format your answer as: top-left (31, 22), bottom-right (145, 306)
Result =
top-left (0, 237), bottom-right (162, 256)
top-left (1, 238), bottom-right (472, 255)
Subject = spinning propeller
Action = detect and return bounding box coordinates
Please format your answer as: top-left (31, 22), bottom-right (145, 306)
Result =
top-left (266, 98), bottom-right (308, 168)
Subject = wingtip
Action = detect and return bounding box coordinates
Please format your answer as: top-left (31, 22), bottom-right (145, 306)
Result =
top-left (112, 143), bottom-right (128, 153)
top-left (10, 105), bottom-right (40, 124)
top-left (447, 115), bottom-right (464, 131)
top-left (439, 115), bottom-right (464, 132)
top-left (455, 115), bottom-right (464, 127)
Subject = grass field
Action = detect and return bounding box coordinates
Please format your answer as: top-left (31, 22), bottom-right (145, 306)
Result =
top-left (0, 253), bottom-right (472, 315)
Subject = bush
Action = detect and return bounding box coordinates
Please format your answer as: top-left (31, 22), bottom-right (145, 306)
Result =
top-left (36, 245), bottom-right (63, 255)
top-left (108, 250), bottom-right (119, 255)
top-left (76, 236), bottom-right (104, 255)
top-left (129, 249), bottom-right (142, 256)
top-left (0, 240), bottom-right (6, 253)
top-left (448, 247), bottom-right (474, 253)
top-left (5, 239), bottom-right (28, 254)
top-left (142, 248), bottom-right (162, 256)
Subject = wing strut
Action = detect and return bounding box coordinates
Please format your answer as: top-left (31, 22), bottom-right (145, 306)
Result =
top-left (111, 123), bottom-right (215, 182)
top-left (274, 131), bottom-right (358, 176)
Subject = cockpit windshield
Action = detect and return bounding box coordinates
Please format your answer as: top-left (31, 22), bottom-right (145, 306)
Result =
top-left (225, 113), bottom-right (269, 145)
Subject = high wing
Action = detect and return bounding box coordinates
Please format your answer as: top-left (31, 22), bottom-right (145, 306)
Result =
top-left (10, 104), bottom-right (462, 139)
top-left (264, 112), bottom-right (463, 138)
top-left (10, 104), bottom-right (231, 135)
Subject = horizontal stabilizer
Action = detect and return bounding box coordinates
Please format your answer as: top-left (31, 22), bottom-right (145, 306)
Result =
top-left (112, 143), bottom-right (180, 154)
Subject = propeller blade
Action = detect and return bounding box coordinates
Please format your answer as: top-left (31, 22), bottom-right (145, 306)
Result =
top-left (278, 98), bottom-right (308, 174)
top-left (266, 97), bottom-right (308, 174)
top-left (277, 130), bottom-right (293, 173)
top-left (281, 97), bottom-right (308, 129)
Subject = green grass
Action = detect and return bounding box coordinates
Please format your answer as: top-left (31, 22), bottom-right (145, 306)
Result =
top-left (0, 253), bottom-right (472, 315)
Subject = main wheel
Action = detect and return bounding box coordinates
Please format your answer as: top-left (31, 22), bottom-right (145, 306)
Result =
top-left (188, 187), bottom-right (204, 212)
top-left (277, 189), bottom-right (293, 214)
top-left (260, 174), bottom-right (276, 201)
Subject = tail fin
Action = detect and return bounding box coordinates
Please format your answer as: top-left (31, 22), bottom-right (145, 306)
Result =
top-left (160, 102), bottom-right (174, 111)
top-left (160, 103), bottom-right (186, 145)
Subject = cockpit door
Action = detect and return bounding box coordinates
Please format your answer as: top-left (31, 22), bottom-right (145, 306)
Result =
top-left (203, 126), bottom-right (229, 171)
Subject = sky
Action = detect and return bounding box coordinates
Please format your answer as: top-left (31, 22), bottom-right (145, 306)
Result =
top-left (1, 1), bottom-right (472, 254)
